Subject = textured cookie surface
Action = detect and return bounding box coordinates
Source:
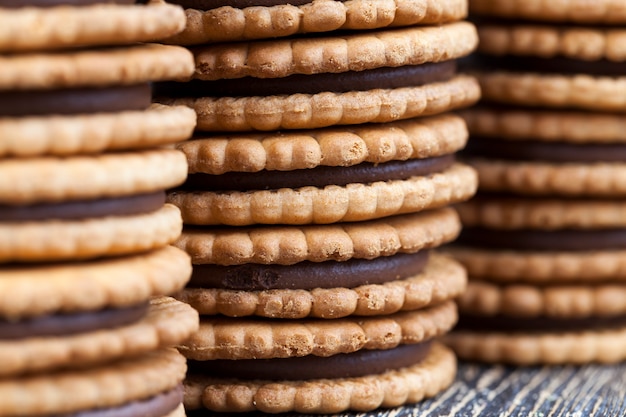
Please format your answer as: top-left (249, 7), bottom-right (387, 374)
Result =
top-left (469, 0), bottom-right (626, 24)
top-left (0, 149), bottom-right (187, 205)
top-left (446, 327), bottom-right (626, 364)
top-left (169, 162), bottom-right (477, 225)
top-left (166, 0), bottom-right (468, 45)
top-left (179, 300), bottom-right (456, 360)
top-left (0, 104), bottom-right (196, 157)
top-left (178, 253), bottom-right (467, 318)
top-left (0, 348), bottom-right (186, 415)
top-left (0, 1), bottom-right (187, 52)
top-left (184, 342), bottom-right (456, 413)
top-left (0, 44), bottom-right (194, 91)
top-left (191, 22), bottom-right (477, 80)
top-left (0, 204), bottom-right (182, 262)
top-left (0, 297), bottom-right (199, 377)
top-left (177, 207), bottom-right (461, 265)
top-left (181, 114), bottom-right (467, 174)
top-left (163, 75), bottom-right (481, 131)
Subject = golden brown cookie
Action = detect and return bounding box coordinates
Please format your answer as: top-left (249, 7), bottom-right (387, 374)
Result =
top-left (0, 104), bottom-right (196, 157)
top-left (165, 0), bottom-right (468, 45)
top-left (176, 207), bottom-right (461, 265)
top-left (179, 300), bottom-right (456, 360)
top-left (184, 342), bottom-right (456, 413)
top-left (0, 348), bottom-right (187, 416)
top-left (0, 297), bottom-right (198, 377)
top-left (178, 252), bottom-right (466, 318)
top-left (0, 1), bottom-right (187, 52)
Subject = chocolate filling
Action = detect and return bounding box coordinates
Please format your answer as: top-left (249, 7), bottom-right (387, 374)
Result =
top-left (188, 341), bottom-right (432, 380)
top-left (155, 61), bottom-right (457, 98)
top-left (189, 251), bottom-right (429, 290)
top-left (178, 155), bottom-right (455, 191)
top-left (45, 384), bottom-right (183, 417)
top-left (472, 54), bottom-right (626, 77)
top-left (0, 302), bottom-right (149, 340)
top-left (0, 83), bottom-right (151, 117)
top-left (0, 191), bottom-right (166, 222)
top-left (463, 137), bottom-right (626, 163)
top-left (0, 0), bottom-right (134, 7)
top-left (456, 314), bottom-right (626, 333)
top-left (458, 227), bottom-right (626, 251)
top-left (165, 0), bottom-right (317, 8)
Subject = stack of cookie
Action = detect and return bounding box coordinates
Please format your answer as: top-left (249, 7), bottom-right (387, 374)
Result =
top-left (446, 0), bottom-right (626, 364)
top-left (0, 1), bottom-right (200, 416)
top-left (157, 0), bottom-right (481, 413)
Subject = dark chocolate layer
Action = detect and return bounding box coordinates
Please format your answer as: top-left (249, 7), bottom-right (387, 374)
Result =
top-left (458, 227), bottom-right (626, 251)
top-left (178, 155), bottom-right (455, 191)
top-left (0, 0), bottom-right (134, 7)
top-left (155, 61), bottom-right (457, 98)
top-left (189, 251), bottom-right (429, 290)
top-left (472, 54), bottom-right (626, 77)
top-left (165, 0), bottom-right (315, 8)
top-left (188, 341), bottom-right (432, 380)
top-left (54, 384), bottom-right (183, 417)
top-left (0, 83), bottom-right (151, 117)
top-left (0, 191), bottom-right (166, 222)
top-left (463, 137), bottom-right (626, 163)
top-left (456, 314), bottom-right (626, 333)
top-left (0, 302), bottom-right (148, 340)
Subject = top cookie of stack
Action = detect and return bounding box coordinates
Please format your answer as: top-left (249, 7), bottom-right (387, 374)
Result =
top-left (0, 2), bottom-right (199, 417)
top-left (157, 0), bottom-right (480, 414)
top-left (446, 0), bottom-right (626, 365)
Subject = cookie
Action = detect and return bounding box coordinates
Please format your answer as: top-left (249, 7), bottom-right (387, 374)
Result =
top-left (0, 0), bottom-right (187, 52)
top-left (164, 0), bottom-right (468, 45)
top-left (0, 347), bottom-right (187, 416)
top-left (178, 252), bottom-right (467, 318)
top-left (156, 22), bottom-right (480, 131)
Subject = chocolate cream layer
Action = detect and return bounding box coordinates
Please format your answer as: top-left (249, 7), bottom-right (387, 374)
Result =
top-left (188, 341), bottom-right (432, 380)
top-left (471, 54), bottom-right (626, 77)
top-left (49, 384), bottom-right (183, 417)
top-left (0, 302), bottom-right (148, 340)
top-left (0, 191), bottom-right (165, 222)
top-left (180, 155), bottom-right (455, 191)
top-left (456, 314), bottom-right (626, 333)
top-left (458, 227), bottom-right (626, 251)
top-left (463, 136), bottom-right (626, 163)
top-left (189, 250), bottom-right (429, 290)
top-left (155, 60), bottom-right (457, 98)
top-left (0, 0), bottom-right (134, 7)
top-left (166, 0), bottom-right (319, 8)
top-left (0, 83), bottom-right (151, 117)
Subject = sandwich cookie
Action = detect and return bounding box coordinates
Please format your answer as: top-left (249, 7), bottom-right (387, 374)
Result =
top-left (163, 0), bottom-right (468, 45)
top-left (157, 21), bottom-right (480, 131)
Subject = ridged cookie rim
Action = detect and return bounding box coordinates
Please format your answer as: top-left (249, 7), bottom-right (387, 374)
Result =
top-left (161, 74), bottom-right (481, 132)
top-left (0, 148), bottom-right (188, 204)
top-left (0, 297), bottom-right (198, 378)
top-left (0, 204), bottom-right (182, 262)
top-left (177, 206), bottom-right (461, 265)
top-left (178, 300), bottom-right (457, 360)
top-left (180, 114), bottom-right (467, 174)
top-left (0, 347), bottom-right (186, 415)
top-left (165, 0), bottom-right (468, 45)
top-left (184, 342), bottom-right (455, 413)
top-left (0, 104), bottom-right (196, 158)
top-left (177, 253), bottom-right (467, 318)
top-left (0, 43), bottom-right (194, 91)
top-left (0, 1), bottom-right (186, 53)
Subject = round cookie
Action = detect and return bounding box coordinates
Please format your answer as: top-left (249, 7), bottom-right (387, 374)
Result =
top-left (0, 0), bottom-right (187, 52)
top-left (164, 0), bottom-right (468, 45)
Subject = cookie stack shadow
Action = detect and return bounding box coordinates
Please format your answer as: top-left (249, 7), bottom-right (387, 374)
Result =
top-left (156, 0), bottom-right (481, 413)
top-left (0, 1), bottom-right (200, 416)
top-left (446, 0), bottom-right (626, 364)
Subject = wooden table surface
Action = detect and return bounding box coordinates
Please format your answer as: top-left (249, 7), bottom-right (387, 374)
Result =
top-left (192, 361), bottom-right (626, 416)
